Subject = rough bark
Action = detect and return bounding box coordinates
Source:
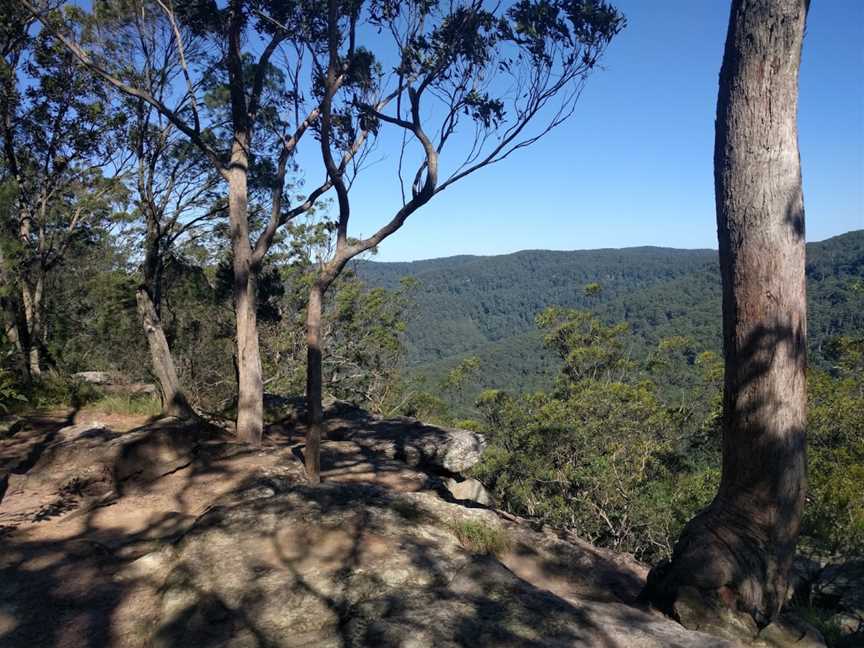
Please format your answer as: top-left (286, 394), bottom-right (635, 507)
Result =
top-left (305, 282), bottom-right (324, 484)
top-left (228, 145), bottom-right (264, 446)
top-left (643, 0), bottom-right (808, 633)
top-left (224, 2), bottom-right (265, 446)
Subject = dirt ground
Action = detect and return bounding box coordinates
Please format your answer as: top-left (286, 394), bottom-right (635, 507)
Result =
top-left (0, 409), bottom-right (650, 648)
top-left (0, 409), bottom-right (473, 647)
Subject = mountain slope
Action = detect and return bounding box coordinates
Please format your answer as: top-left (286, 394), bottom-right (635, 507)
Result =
top-left (357, 230), bottom-right (864, 393)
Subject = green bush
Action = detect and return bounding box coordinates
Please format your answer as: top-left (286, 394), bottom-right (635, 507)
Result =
top-left (803, 346), bottom-right (864, 555)
top-left (471, 383), bottom-right (709, 560)
top-left (0, 368), bottom-right (27, 413)
top-left (27, 373), bottom-right (100, 410)
top-left (470, 315), bottom-right (864, 563)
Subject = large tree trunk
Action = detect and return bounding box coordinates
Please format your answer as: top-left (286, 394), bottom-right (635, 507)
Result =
top-left (136, 286), bottom-right (191, 418)
top-left (228, 142), bottom-right (264, 446)
top-left (305, 282), bottom-right (324, 484)
top-left (643, 0), bottom-right (808, 634)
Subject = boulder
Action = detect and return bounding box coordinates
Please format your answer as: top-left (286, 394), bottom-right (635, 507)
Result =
top-left (814, 559), bottom-right (864, 616)
top-left (266, 395), bottom-right (360, 424)
top-left (786, 555), bottom-right (825, 605)
top-left (145, 478), bottom-right (739, 648)
top-left (102, 383), bottom-right (158, 397)
top-left (265, 398), bottom-right (487, 475)
top-left (655, 586), bottom-right (827, 647)
top-left (753, 613), bottom-right (826, 648)
top-left (332, 416), bottom-right (487, 474)
top-left (671, 586), bottom-right (761, 643)
top-left (2, 418), bottom-right (232, 520)
top-left (445, 476), bottom-right (494, 506)
top-left (72, 371), bottom-right (116, 385)
top-left (0, 417), bottom-right (23, 437)
top-left (71, 371), bottom-right (158, 396)
top-left (830, 612), bottom-right (862, 637)
top-left (813, 559), bottom-right (864, 640)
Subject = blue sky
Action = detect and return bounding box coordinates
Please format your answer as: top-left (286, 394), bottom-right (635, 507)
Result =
top-left (342, 1), bottom-right (864, 261)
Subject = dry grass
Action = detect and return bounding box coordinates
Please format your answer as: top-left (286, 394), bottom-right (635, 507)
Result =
top-left (448, 519), bottom-right (512, 556)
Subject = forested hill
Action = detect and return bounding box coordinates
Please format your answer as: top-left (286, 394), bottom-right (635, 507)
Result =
top-left (357, 230), bottom-right (864, 391)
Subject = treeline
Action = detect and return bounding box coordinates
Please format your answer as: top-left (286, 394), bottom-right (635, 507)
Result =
top-left (0, 0), bottom-right (625, 480)
top-left (359, 231), bottom-right (864, 407)
top-left (0, 217), bottom-right (412, 417)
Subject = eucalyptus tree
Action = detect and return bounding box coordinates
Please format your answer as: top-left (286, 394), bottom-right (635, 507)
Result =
top-left (301, 0), bottom-right (625, 482)
top-left (643, 0), bottom-right (809, 634)
top-left (1, 5), bottom-right (127, 377)
top-left (27, 0), bottom-right (362, 443)
top-left (89, 2), bottom-right (224, 416)
top-left (32, 0), bottom-right (623, 464)
top-left (130, 131), bottom-right (222, 417)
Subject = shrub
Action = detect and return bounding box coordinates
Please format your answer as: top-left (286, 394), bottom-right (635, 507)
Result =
top-left (448, 519), bottom-right (512, 556)
top-left (28, 373), bottom-right (100, 410)
top-left (0, 368), bottom-right (27, 413)
top-left (803, 356), bottom-right (864, 555)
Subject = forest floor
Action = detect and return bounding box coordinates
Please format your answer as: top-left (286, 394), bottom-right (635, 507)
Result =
top-left (0, 408), bottom-right (812, 648)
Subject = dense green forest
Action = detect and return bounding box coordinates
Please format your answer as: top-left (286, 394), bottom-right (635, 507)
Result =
top-left (359, 230), bottom-right (864, 407)
top-left (355, 234), bottom-right (864, 565)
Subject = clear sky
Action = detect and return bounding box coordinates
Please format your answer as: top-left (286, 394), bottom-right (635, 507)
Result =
top-left (340, 0), bottom-right (864, 262)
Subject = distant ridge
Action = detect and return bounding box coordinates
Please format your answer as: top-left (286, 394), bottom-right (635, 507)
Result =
top-left (356, 230), bottom-right (864, 399)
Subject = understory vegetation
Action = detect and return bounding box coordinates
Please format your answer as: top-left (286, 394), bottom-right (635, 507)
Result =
top-left (0, 219), bottom-right (413, 418)
top-left (466, 308), bottom-right (864, 563)
top-left (4, 230), bottom-right (861, 566)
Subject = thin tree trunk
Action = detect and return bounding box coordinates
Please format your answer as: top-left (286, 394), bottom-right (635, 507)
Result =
top-left (0, 250), bottom-right (30, 382)
top-left (228, 143), bottom-right (264, 445)
top-left (643, 0), bottom-right (808, 634)
top-left (305, 282), bottom-right (324, 484)
top-left (136, 212), bottom-right (190, 418)
top-left (21, 274), bottom-right (42, 377)
top-left (136, 286), bottom-right (191, 418)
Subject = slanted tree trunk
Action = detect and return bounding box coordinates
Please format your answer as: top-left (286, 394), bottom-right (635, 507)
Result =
top-left (228, 138), bottom-right (264, 446)
top-left (136, 286), bottom-right (191, 418)
top-left (136, 217), bottom-right (192, 418)
top-left (643, 0), bottom-right (808, 633)
top-left (305, 282), bottom-right (325, 484)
